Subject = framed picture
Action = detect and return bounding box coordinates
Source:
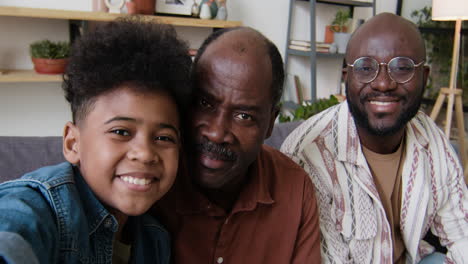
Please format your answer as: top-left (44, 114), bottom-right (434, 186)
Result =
top-left (156, 0), bottom-right (194, 16)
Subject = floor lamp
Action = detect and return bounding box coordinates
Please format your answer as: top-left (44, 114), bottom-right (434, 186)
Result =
top-left (429, 0), bottom-right (468, 183)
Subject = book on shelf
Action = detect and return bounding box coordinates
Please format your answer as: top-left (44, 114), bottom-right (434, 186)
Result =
top-left (289, 44), bottom-right (335, 54)
top-left (289, 44), bottom-right (311, 51)
top-left (290, 39), bottom-right (311, 47)
top-left (316, 47), bottom-right (330, 53)
top-left (283, 74), bottom-right (304, 104)
top-left (316, 42), bottom-right (332, 48)
top-left (289, 39), bottom-right (333, 52)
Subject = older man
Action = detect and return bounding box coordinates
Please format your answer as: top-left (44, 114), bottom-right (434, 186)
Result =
top-left (154, 27), bottom-right (321, 263)
top-left (282, 13), bottom-right (468, 264)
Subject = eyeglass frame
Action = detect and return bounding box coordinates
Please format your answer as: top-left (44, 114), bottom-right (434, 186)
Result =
top-left (346, 56), bottom-right (425, 84)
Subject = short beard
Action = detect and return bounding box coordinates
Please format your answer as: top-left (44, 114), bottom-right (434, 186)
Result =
top-left (346, 85), bottom-right (422, 137)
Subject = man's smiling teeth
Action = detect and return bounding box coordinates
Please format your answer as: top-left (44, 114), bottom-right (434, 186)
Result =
top-left (121, 176), bottom-right (152, 185)
top-left (370, 101), bottom-right (393, 106)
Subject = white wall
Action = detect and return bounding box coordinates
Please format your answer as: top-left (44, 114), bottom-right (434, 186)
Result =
top-left (0, 0), bottom-right (429, 136)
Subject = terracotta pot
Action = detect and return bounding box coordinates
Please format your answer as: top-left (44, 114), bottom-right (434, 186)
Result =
top-left (135, 0), bottom-right (156, 15)
top-left (325, 25), bottom-right (348, 43)
top-left (324, 25), bottom-right (334, 43)
top-left (31, 58), bottom-right (69, 74)
top-left (126, 2), bottom-right (137, 14)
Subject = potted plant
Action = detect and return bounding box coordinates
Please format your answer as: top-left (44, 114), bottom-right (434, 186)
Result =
top-left (329, 9), bottom-right (351, 54)
top-left (30, 40), bottom-right (70, 74)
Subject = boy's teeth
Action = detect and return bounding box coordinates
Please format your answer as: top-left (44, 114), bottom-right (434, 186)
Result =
top-left (121, 176), bottom-right (151, 186)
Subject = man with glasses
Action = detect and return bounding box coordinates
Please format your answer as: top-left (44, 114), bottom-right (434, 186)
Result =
top-left (282, 13), bottom-right (468, 264)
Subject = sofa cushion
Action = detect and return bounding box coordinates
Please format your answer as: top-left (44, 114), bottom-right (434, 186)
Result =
top-left (0, 137), bottom-right (64, 183)
top-left (264, 121), bottom-right (302, 149)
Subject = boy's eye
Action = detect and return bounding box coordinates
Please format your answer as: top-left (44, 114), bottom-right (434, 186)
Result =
top-left (155, 136), bottom-right (175, 142)
top-left (155, 135), bottom-right (179, 146)
top-left (111, 129), bottom-right (130, 136)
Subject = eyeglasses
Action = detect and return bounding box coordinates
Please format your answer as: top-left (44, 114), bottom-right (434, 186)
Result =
top-left (347, 57), bottom-right (425, 84)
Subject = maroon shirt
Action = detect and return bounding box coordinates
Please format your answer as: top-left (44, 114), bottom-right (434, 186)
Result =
top-left (154, 145), bottom-right (321, 264)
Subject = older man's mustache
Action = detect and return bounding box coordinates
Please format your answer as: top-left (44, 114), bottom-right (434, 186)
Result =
top-left (195, 138), bottom-right (237, 162)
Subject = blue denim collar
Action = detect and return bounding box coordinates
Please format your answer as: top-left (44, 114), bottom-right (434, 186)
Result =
top-left (72, 165), bottom-right (117, 235)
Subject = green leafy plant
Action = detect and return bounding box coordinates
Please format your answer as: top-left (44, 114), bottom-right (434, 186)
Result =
top-left (279, 95), bottom-right (340, 123)
top-left (330, 9), bottom-right (351, 33)
top-left (30, 40), bottom-right (70, 59)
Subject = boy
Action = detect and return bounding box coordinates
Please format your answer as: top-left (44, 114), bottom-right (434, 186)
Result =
top-left (0, 18), bottom-right (191, 263)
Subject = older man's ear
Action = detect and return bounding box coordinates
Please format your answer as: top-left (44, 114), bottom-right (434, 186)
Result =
top-left (266, 107), bottom-right (280, 139)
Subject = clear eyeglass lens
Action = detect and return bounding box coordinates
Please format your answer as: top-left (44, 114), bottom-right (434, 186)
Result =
top-left (388, 57), bottom-right (415, 83)
top-left (353, 58), bottom-right (379, 83)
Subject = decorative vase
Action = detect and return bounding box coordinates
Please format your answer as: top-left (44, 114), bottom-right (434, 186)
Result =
top-left (126, 1), bottom-right (137, 14)
top-left (201, 0), bottom-right (217, 17)
top-left (333, 32), bottom-right (351, 54)
top-left (199, 3), bottom-right (212, 19)
top-left (92, 0), bottom-right (109, 12)
top-left (134, 0), bottom-right (155, 15)
top-left (215, 0), bottom-right (227, 20)
top-left (191, 2), bottom-right (200, 18)
top-left (31, 58), bottom-right (69, 74)
top-left (105, 0), bottom-right (125, 13)
top-left (209, 0), bottom-right (218, 18)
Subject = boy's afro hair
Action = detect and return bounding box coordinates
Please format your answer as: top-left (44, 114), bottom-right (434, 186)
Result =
top-left (63, 17), bottom-right (192, 123)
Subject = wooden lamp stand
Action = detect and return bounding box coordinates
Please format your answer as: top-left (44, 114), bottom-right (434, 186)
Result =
top-left (429, 19), bottom-right (467, 183)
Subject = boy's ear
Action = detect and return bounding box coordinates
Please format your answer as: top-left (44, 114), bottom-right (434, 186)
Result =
top-left (63, 122), bottom-right (80, 165)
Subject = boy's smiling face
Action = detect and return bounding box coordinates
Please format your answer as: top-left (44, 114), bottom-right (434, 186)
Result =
top-left (63, 85), bottom-right (180, 218)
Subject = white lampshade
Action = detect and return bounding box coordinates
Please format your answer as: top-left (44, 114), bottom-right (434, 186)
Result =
top-left (432, 0), bottom-right (468, 21)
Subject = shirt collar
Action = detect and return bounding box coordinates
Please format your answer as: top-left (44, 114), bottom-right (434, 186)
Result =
top-left (176, 146), bottom-right (275, 215)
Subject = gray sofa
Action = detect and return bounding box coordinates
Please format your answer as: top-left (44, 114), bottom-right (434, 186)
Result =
top-left (0, 120), bottom-right (446, 252)
top-left (0, 121), bottom-right (303, 183)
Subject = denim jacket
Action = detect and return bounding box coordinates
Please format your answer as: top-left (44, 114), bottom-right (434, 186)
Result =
top-left (0, 162), bottom-right (170, 264)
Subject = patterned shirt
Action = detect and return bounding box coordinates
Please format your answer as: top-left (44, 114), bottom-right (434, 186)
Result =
top-left (281, 101), bottom-right (468, 264)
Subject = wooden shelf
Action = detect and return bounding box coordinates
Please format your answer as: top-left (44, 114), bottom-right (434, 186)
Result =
top-left (0, 6), bottom-right (242, 28)
top-left (0, 6), bottom-right (241, 83)
top-left (0, 69), bottom-right (62, 83)
top-left (298, 0), bottom-right (373, 7)
top-left (317, 0), bottom-right (373, 7)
